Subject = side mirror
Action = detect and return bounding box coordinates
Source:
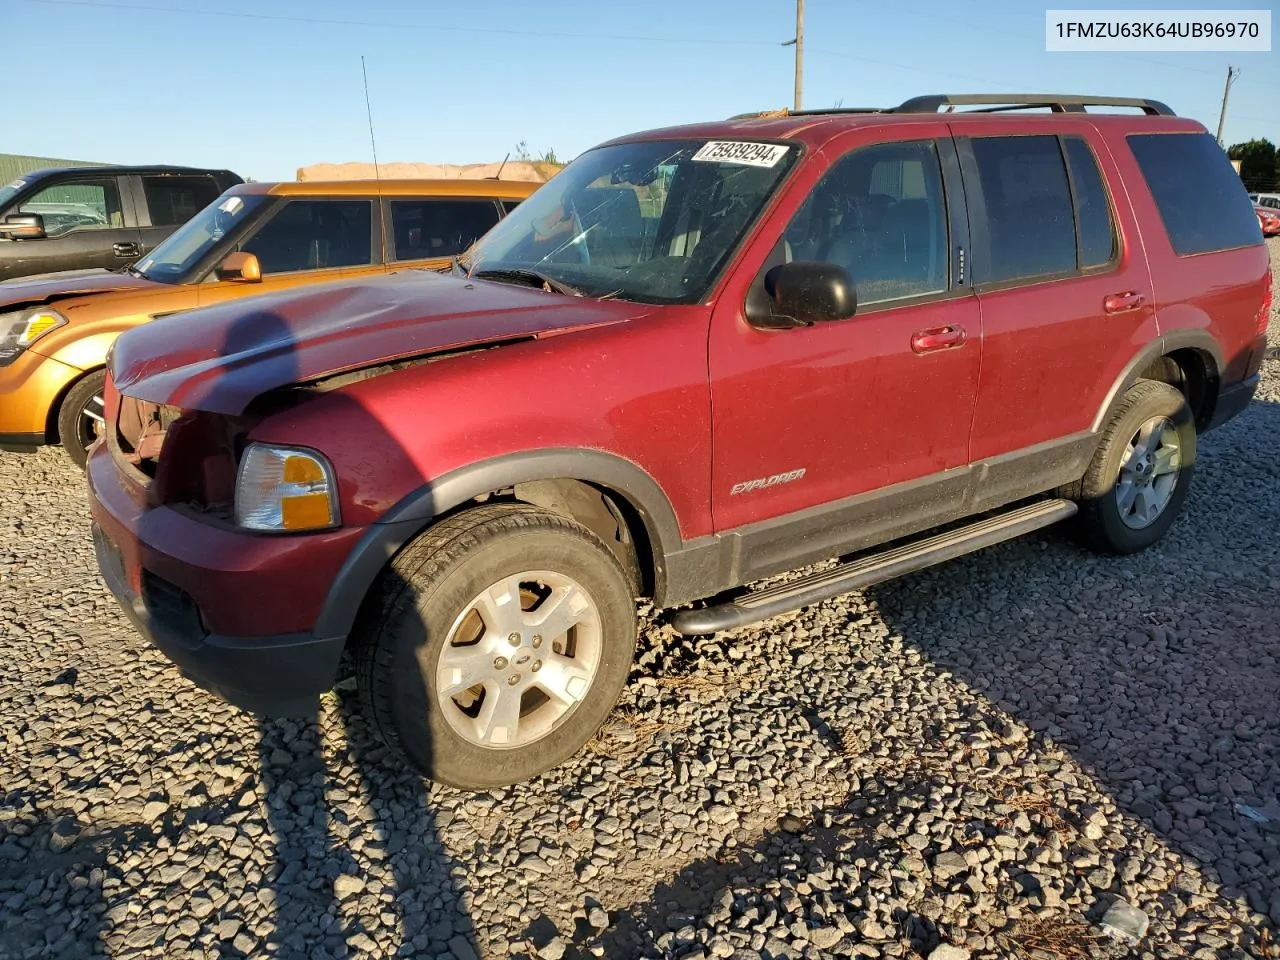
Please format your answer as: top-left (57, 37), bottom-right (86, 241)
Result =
top-left (0, 213), bottom-right (46, 240)
top-left (216, 251), bottom-right (262, 283)
top-left (747, 260), bottom-right (856, 330)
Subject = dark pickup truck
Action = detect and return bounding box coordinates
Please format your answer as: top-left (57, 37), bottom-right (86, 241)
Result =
top-left (0, 165), bottom-right (242, 282)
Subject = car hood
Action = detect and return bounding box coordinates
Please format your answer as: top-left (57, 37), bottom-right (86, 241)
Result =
top-left (0, 268), bottom-right (160, 308)
top-left (111, 270), bottom-right (648, 415)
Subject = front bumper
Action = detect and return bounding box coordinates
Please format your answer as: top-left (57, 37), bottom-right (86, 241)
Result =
top-left (87, 441), bottom-right (362, 715)
top-left (94, 522), bottom-right (343, 715)
top-left (0, 348), bottom-right (83, 441)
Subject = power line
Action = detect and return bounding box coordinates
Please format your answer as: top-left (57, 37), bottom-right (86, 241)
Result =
top-left (885, 0), bottom-right (1277, 87)
top-left (808, 47), bottom-right (1024, 91)
top-left (13, 0), bottom-right (1277, 124)
top-left (10, 0), bottom-right (783, 47)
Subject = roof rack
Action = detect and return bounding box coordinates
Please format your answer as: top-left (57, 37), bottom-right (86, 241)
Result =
top-left (893, 94), bottom-right (1175, 115)
top-left (729, 94), bottom-right (1175, 121)
top-left (729, 107), bottom-right (884, 119)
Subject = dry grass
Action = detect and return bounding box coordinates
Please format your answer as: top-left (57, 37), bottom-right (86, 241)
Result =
top-left (837, 723), bottom-right (873, 757)
top-left (585, 709), bottom-right (686, 758)
top-left (997, 917), bottom-right (1105, 959)
top-left (1257, 928), bottom-right (1279, 959)
top-left (879, 737), bottom-right (1069, 832)
top-left (988, 779), bottom-right (1069, 831)
top-left (653, 671), bottom-right (747, 693)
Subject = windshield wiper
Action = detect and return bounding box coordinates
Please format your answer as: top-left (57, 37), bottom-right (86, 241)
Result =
top-left (472, 267), bottom-right (585, 298)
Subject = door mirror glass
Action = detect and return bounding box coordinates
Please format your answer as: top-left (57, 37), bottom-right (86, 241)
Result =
top-left (217, 251), bottom-right (262, 282)
top-left (748, 261), bottom-right (856, 329)
top-left (0, 213), bottom-right (46, 240)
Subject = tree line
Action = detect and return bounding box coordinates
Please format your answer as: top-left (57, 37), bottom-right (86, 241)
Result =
top-left (1228, 139), bottom-right (1279, 193)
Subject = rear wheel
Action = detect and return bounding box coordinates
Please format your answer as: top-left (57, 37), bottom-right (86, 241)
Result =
top-left (56, 369), bottom-right (107, 470)
top-left (1069, 379), bottom-right (1196, 554)
top-left (354, 504), bottom-right (637, 789)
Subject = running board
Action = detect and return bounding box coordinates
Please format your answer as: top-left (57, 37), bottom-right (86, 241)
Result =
top-left (669, 498), bottom-right (1078, 636)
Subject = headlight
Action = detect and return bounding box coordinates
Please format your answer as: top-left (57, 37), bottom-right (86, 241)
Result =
top-left (235, 444), bottom-right (339, 532)
top-left (0, 308), bottom-right (68, 367)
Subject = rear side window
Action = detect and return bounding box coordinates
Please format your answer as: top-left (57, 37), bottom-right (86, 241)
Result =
top-left (243, 200), bottom-right (373, 274)
top-left (389, 199), bottom-right (500, 260)
top-left (1063, 138), bottom-right (1116, 269)
top-left (1128, 132), bottom-right (1262, 255)
top-left (970, 136), bottom-right (1077, 283)
top-left (143, 176), bottom-right (222, 227)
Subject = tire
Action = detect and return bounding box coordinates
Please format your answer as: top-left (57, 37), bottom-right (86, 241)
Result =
top-left (1069, 379), bottom-right (1196, 554)
top-left (56, 369), bottom-right (107, 470)
top-left (354, 503), bottom-right (637, 789)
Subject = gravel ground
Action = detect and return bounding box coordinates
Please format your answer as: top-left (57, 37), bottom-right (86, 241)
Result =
top-left (1, 238), bottom-right (1278, 960)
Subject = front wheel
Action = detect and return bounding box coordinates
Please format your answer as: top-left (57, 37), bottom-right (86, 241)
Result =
top-left (1069, 379), bottom-right (1196, 554)
top-left (354, 504), bottom-right (637, 789)
top-left (57, 369), bottom-right (107, 470)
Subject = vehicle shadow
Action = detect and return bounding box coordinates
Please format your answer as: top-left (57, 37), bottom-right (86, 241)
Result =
top-left (251, 692), bottom-right (476, 960)
top-left (0, 815), bottom-right (146, 959)
top-left (590, 398), bottom-right (1278, 959)
top-left (138, 306), bottom-right (479, 959)
top-left (864, 395), bottom-right (1280, 925)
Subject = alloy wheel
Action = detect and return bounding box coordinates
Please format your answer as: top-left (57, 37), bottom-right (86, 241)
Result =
top-left (436, 570), bottom-right (603, 749)
top-left (1115, 415), bottom-right (1181, 530)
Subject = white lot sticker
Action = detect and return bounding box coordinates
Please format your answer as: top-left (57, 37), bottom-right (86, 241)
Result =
top-left (218, 196), bottom-right (244, 214)
top-left (692, 141), bottom-right (790, 168)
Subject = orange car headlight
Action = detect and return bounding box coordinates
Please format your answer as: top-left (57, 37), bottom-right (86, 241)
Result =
top-left (0, 308), bottom-right (67, 367)
top-left (235, 444), bottom-right (339, 532)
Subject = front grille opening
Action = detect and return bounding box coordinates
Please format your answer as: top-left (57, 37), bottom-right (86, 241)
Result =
top-left (113, 398), bottom-right (243, 510)
top-left (115, 397), bottom-right (177, 478)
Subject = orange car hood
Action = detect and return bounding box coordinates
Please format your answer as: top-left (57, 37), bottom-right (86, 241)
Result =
top-left (111, 270), bottom-right (647, 415)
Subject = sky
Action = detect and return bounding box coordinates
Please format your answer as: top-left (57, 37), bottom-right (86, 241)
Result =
top-left (6, 0), bottom-right (1279, 182)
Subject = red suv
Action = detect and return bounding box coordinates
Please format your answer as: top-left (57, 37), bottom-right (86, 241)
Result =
top-left (89, 94), bottom-right (1271, 789)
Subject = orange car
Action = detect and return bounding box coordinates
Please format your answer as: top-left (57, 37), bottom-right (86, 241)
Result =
top-left (0, 178), bottom-right (537, 465)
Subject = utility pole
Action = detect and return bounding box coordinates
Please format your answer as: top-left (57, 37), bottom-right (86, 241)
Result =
top-left (794, 0), bottom-right (804, 111)
top-left (1215, 65), bottom-right (1239, 145)
top-left (782, 2), bottom-right (804, 110)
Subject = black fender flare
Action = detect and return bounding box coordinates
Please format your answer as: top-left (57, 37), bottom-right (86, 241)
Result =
top-left (312, 448), bottom-right (685, 640)
top-left (1090, 329), bottom-right (1224, 434)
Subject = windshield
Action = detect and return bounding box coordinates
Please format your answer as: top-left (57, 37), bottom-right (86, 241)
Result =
top-left (132, 193), bottom-right (268, 283)
top-left (461, 138), bottom-right (798, 304)
top-left (0, 179), bottom-right (27, 211)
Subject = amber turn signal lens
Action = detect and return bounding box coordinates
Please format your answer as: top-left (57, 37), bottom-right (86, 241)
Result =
top-left (235, 444), bottom-right (339, 532)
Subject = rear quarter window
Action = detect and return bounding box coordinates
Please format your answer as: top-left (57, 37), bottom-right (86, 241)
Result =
top-left (1128, 132), bottom-right (1262, 256)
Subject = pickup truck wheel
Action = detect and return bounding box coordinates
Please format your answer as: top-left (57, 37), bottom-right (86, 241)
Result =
top-left (1071, 379), bottom-right (1195, 554)
top-left (56, 369), bottom-right (107, 470)
top-left (354, 504), bottom-right (637, 789)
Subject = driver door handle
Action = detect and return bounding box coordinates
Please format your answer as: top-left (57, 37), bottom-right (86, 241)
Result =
top-left (1103, 291), bottom-right (1145, 314)
top-left (911, 325), bottom-right (967, 354)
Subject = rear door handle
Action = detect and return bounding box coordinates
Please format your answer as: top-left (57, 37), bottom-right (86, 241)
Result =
top-left (1103, 291), bottom-right (1145, 314)
top-left (113, 242), bottom-right (140, 258)
top-left (911, 325), bottom-right (967, 354)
